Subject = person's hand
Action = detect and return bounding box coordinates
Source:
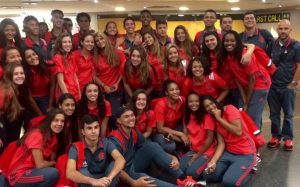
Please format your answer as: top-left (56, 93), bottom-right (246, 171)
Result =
top-left (90, 177), bottom-right (111, 187)
top-left (169, 156), bottom-right (180, 170)
top-left (205, 161), bottom-right (216, 174)
top-left (211, 108), bottom-right (222, 120)
top-left (103, 85), bottom-right (112, 94)
top-left (188, 154), bottom-right (198, 166)
top-left (240, 52), bottom-right (251, 65)
top-left (287, 81), bottom-right (298, 89)
top-left (133, 176), bottom-right (156, 187)
top-left (180, 133), bottom-right (190, 146)
top-left (110, 83), bottom-right (119, 92)
top-left (116, 37), bottom-right (125, 48)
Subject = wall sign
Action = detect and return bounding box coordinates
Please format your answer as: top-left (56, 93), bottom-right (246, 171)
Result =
top-left (256, 13), bottom-right (290, 23)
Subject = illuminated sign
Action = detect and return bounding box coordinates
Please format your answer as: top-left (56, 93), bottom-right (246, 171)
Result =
top-left (256, 13), bottom-right (290, 23)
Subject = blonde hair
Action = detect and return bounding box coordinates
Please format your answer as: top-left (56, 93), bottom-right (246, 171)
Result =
top-left (143, 32), bottom-right (164, 63)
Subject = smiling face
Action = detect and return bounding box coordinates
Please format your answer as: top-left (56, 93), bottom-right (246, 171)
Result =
top-left (192, 60), bottom-right (204, 78)
top-left (203, 12), bottom-right (217, 28)
top-left (25, 49), bottom-right (39, 66)
top-left (4, 24), bottom-right (16, 41)
top-left (204, 34), bottom-right (218, 51)
top-left (95, 35), bottom-right (106, 49)
top-left (124, 19), bottom-right (135, 34)
top-left (85, 83), bottom-right (99, 103)
top-left (59, 98), bottom-right (76, 116)
top-left (26, 19), bottom-right (39, 36)
top-left (188, 93), bottom-right (200, 112)
top-left (166, 82), bottom-right (180, 101)
top-left (143, 33), bottom-right (154, 46)
top-left (6, 49), bottom-right (22, 64)
top-left (61, 36), bottom-right (72, 53)
top-left (243, 13), bottom-right (256, 29)
top-left (203, 98), bottom-right (218, 115)
top-left (105, 22), bottom-right (118, 36)
top-left (12, 66), bottom-right (25, 85)
top-left (130, 49), bottom-right (142, 67)
top-left (223, 33), bottom-right (237, 52)
top-left (81, 35), bottom-right (94, 51)
top-left (140, 12), bottom-right (152, 26)
top-left (50, 114), bottom-right (65, 134)
top-left (52, 12), bottom-right (64, 29)
top-left (175, 28), bottom-right (186, 43)
top-left (118, 110), bottom-right (136, 129)
top-left (167, 47), bottom-right (179, 64)
top-left (135, 93), bottom-right (147, 111)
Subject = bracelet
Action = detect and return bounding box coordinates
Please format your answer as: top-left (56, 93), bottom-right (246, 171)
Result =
top-left (292, 80), bottom-right (298, 85)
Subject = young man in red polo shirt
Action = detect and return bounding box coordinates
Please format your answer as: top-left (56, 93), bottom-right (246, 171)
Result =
top-left (73, 12), bottom-right (92, 50)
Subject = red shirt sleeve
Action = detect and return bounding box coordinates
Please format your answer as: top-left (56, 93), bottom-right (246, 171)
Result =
top-left (204, 114), bottom-right (216, 131)
top-left (105, 100), bottom-right (112, 117)
top-left (194, 31), bottom-right (201, 46)
top-left (154, 99), bottom-right (166, 123)
top-left (244, 54), bottom-right (260, 75)
top-left (181, 78), bottom-right (192, 98)
top-left (25, 130), bottom-right (43, 149)
top-left (211, 72), bottom-right (227, 88)
top-left (148, 110), bottom-right (156, 128)
top-left (224, 105), bottom-right (241, 122)
top-left (53, 54), bottom-right (65, 74)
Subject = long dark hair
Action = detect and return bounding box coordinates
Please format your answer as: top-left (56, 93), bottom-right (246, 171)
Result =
top-left (185, 92), bottom-right (202, 125)
top-left (17, 108), bottom-right (65, 146)
top-left (222, 30), bottom-right (243, 62)
top-left (0, 18), bottom-right (22, 48)
top-left (0, 46), bottom-right (22, 68)
top-left (199, 95), bottom-right (223, 118)
top-left (77, 82), bottom-right (106, 119)
top-left (174, 25), bottom-right (197, 60)
top-left (53, 32), bottom-right (73, 67)
top-left (128, 89), bottom-right (149, 116)
top-left (202, 31), bottom-right (223, 72)
top-left (187, 56), bottom-right (211, 78)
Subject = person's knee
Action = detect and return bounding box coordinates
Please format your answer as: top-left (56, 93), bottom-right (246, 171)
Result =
top-left (45, 168), bottom-right (59, 182)
top-left (222, 178), bottom-right (236, 187)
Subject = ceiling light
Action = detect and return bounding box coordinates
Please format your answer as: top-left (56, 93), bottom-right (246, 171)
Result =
top-left (178, 14), bottom-right (184, 17)
top-left (231, 7), bottom-right (240, 11)
top-left (115, 7), bottom-right (125, 11)
top-left (227, 0), bottom-right (240, 3)
top-left (94, 0), bottom-right (98, 3)
top-left (179, 6), bottom-right (189, 11)
top-left (278, 4), bottom-right (282, 7)
top-left (262, 0), bottom-right (266, 3)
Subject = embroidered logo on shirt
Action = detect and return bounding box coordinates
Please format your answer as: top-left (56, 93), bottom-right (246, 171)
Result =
top-left (241, 165), bottom-right (246, 170)
top-left (82, 161), bottom-right (88, 168)
top-left (98, 152), bottom-right (105, 160)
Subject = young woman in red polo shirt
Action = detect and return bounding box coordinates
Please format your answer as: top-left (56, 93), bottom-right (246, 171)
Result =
top-left (153, 80), bottom-right (189, 154)
top-left (93, 32), bottom-right (126, 130)
top-left (104, 21), bottom-right (121, 47)
top-left (0, 46), bottom-right (22, 79)
top-left (7, 108), bottom-right (65, 187)
top-left (174, 25), bottom-right (199, 64)
top-left (201, 95), bottom-right (256, 186)
top-left (180, 92), bottom-right (217, 183)
top-left (23, 47), bottom-right (55, 113)
top-left (128, 89), bottom-right (156, 139)
top-left (181, 56), bottom-right (229, 103)
top-left (222, 30), bottom-right (271, 129)
top-left (122, 46), bottom-right (155, 98)
top-left (0, 18), bottom-right (23, 59)
top-left (53, 32), bottom-right (81, 101)
top-left (77, 82), bottom-right (112, 137)
top-left (164, 44), bottom-right (187, 90)
top-left (72, 32), bottom-right (95, 92)
top-left (142, 31), bottom-right (165, 98)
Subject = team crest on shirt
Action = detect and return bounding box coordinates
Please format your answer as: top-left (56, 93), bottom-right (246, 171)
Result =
top-left (98, 152), bottom-right (105, 160)
top-left (241, 165), bottom-right (246, 170)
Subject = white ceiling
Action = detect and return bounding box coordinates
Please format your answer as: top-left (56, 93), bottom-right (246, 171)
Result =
top-left (0, 0), bottom-right (299, 16)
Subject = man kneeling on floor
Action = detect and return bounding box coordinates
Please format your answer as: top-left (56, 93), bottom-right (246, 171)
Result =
top-left (109, 106), bottom-right (202, 187)
top-left (66, 114), bottom-right (126, 187)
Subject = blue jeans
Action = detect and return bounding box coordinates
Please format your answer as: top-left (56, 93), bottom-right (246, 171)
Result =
top-left (33, 96), bottom-right (49, 114)
top-left (105, 91), bottom-right (124, 130)
top-left (180, 151), bottom-right (211, 180)
top-left (246, 89), bottom-right (269, 129)
top-left (128, 142), bottom-right (182, 186)
top-left (268, 86), bottom-right (296, 140)
top-left (152, 133), bottom-right (176, 154)
top-left (14, 168), bottom-right (58, 187)
top-left (78, 162), bottom-right (119, 187)
top-left (204, 151), bottom-right (255, 187)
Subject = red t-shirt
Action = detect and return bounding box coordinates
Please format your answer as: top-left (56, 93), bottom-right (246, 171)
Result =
top-left (165, 65), bottom-right (186, 90)
top-left (209, 51), bottom-right (219, 72)
top-left (0, 65), bottom-right (3, 80)
top-left (72, 50), bottom-right (94, 91)
top-left (154, 97), bottom-right (185, 129)
top-left (88, 100), bottom-right (112, 126)
top-left (186, 114), bottom-right (217, 157)
top-left (181, 72), bottom-right (227, 98)
top-left (136, 110), bottom-right (156, 133)
top-left (72, 33), bottom-right (80, 50)
top-left (28, 66), bottom-right (50, 97)
top-left (215, 105), bottom-right (256, 155)
top-left (194, 29), bottom-right (222, 49)
top-left (147, 51), bottom-right (164, 91)
top-left (8, 130), bottom-right (57, 186)
top-left (218, 62), bottom-right (236, 89)
top-left (94, 50), bottom-right (126, 87)
top-left (225, 51), bottom-right (271, 90)
top-left (53, 54), bottom-right (80, 101)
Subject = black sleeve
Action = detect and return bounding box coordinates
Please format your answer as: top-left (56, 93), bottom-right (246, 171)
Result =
top-left (261, 29), bottom-right (275, 57)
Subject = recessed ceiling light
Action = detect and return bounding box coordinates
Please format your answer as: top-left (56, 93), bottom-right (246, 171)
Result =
top-left (179, 6), bottom-right (189, 11)
top-left (115, 7), bottom-right (125, 11)
top-left (178, 14), bottom-right (184, 17)
top-left (231, 7), bottom-right (240, 11)
top-left (143, 6), bottom-right (147, 9)
top-left (278, 4), bottom-right (282, 7)
top-left (94, 0), bottom-right (98, 3)
top-left (262, 0), bottom-right (266, 3)
top-left (227, 0), bottom-right (240, 3)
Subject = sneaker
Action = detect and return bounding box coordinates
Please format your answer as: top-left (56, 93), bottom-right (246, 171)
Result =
top-left (252, 155), bottom-right (261, 172)
top-left (267, 137), bottom-right (280, 148)
top-left (284, 139), bottom-right (293, 151)
top-left (177, 176), bottom-right (205, 187)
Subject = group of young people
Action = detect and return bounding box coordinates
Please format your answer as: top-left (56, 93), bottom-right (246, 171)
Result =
top-left (0, 7), bottom-right (299, 187)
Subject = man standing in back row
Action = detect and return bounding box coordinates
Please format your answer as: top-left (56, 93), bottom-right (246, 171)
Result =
top-left (267, 19), bottom-right (300, 151)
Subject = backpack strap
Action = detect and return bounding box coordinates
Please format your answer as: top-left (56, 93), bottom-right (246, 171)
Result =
top-left (110, 130), bottom-right (126, 152)
top-left (72, 142), bottom-right (85, 169)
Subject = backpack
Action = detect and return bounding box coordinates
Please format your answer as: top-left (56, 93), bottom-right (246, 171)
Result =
top-left (240, 111), bottom-right (266, 149)
top-left (55, 142), bottom-right (85, 187)
top-left (109, 129), bottom-right (138, 152)
top-left (253, 46), bottom-right (277, 76)
top-left (0, 141), bottom-right (17, 177)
